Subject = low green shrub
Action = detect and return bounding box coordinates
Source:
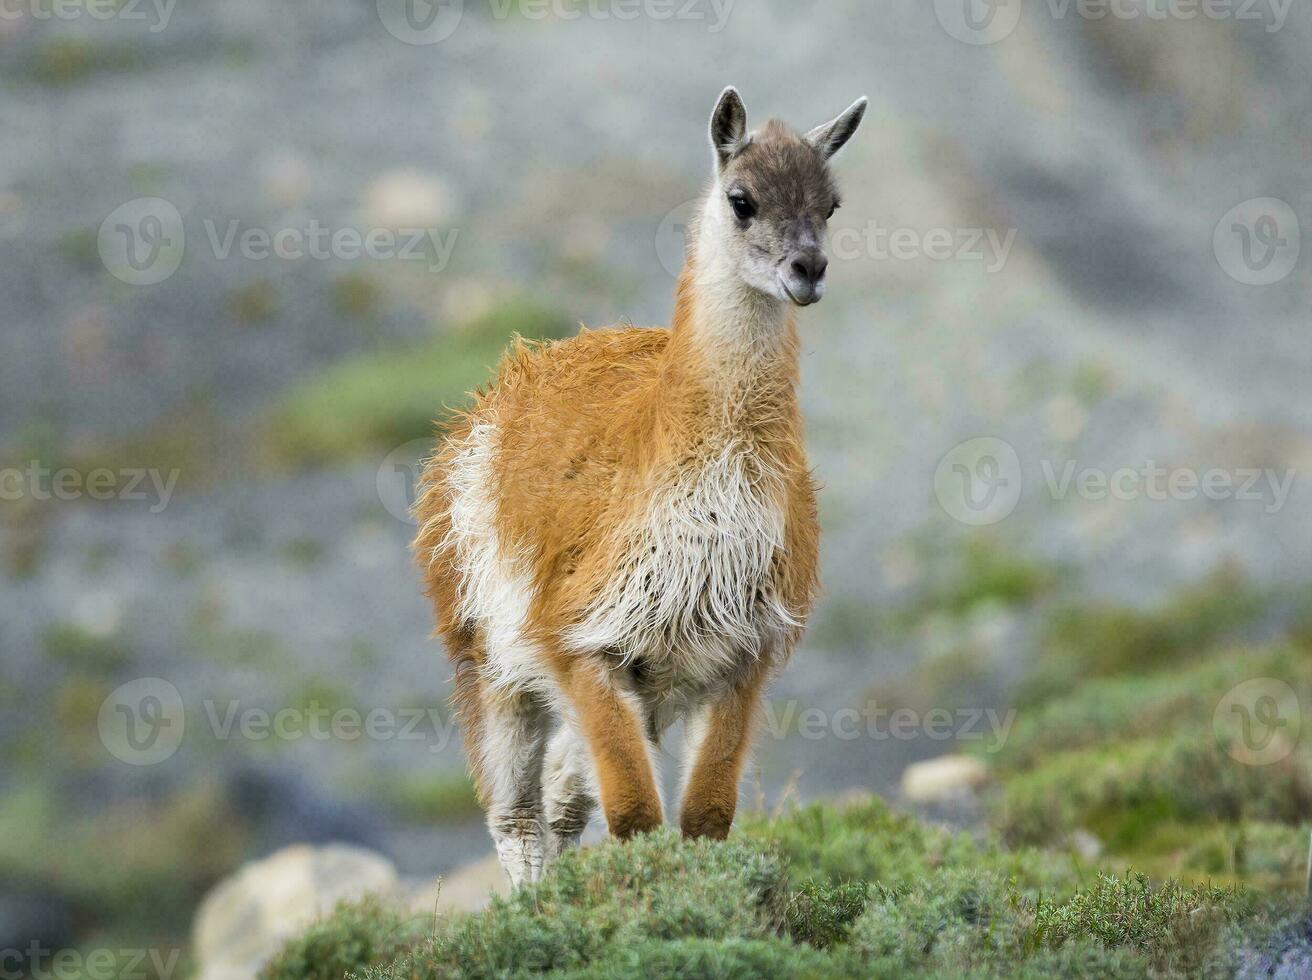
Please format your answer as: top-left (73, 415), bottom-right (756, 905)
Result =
top-left (783, 879), bottom-right (870, 949)
top-left (550, 936), bottom-right (844, 979)
top-left (848, 869), bottom-right (1022, 976)
top-left (1028, 872), bottom-right (1252, 976)
top-left (743, 798), bottom-right (1080, 896)
top-left (262, 897), bottom-right (426, 980)
top-left (266, 801), bottom-right (1303, 980)
top-left (368, 831), bottom-right (789, 979)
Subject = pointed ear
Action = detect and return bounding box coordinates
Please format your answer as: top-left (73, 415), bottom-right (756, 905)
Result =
top-left (709, 86), bottom-right (748, 169)
top-left (805, 96), bottom-right (868, 161)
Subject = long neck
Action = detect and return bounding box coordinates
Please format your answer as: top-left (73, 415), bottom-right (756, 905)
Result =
top-left (663, 199), bottom-right (801, 411)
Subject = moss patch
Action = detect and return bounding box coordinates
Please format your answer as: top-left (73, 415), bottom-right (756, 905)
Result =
top-left (259, 299), bottom-right (574, 470)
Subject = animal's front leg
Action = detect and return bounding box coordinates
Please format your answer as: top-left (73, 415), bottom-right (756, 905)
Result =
top-left (560, 662), bottom-right (662, 839)
top-left (679, 663), bottom-right (767, 839)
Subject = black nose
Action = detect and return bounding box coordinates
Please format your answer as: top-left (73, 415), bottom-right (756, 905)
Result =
top-left (790, 251), bottom-right (828, 285)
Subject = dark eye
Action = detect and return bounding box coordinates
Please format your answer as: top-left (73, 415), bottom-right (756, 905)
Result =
top-left (827, 200), bottom-right (840, 220)
top-left (728, 193), bottom-right (756, 221)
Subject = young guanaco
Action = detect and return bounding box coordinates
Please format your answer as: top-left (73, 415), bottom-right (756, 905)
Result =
top-left (414, 86), bottom-right (866, 885)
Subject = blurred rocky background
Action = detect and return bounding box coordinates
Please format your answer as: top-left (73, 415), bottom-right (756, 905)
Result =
top-left (1, 0), bottom-right (1310, 974)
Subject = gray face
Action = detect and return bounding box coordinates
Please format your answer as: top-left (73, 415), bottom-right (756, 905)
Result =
top-left (721, 122), bottom-right (838, 306)
top-left (707, 89), bottom-right (867, 307)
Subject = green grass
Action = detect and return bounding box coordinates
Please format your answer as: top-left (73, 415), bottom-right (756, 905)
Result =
top-left (986, 643), bottom-right (1307, 772)
top-left (20, 37), bottom-right (255, 87)
top-left (973, 572), bottom-right (1312, 890)
top-left (259, 299), bottom-right (575, 470)
top-left (228, 280), bottom-right (281, 325)
top-left (854, 558), bottom-right (1310, 899)
top-left (333, 272), bottom-right (384, 321)
top-left (994, 734), bottom-right (1311, 849)
top-left (896, 534), bottom-right (1061, 628)
top-left (42, 623), bottom-right (132, 673)
top-left (263, 799), bottom-right (1296, 980)
top-left (379, 772), bottom-right (481, 823)
top-left (1020, 567), bottom-right (1263, 703)
top-left (0, 782), bottom-right (247, 941)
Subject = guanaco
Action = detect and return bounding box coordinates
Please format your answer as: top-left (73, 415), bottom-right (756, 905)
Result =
top-left (413, 87), bottom-right (866, 885)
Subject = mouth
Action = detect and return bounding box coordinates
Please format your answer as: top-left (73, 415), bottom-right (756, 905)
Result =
top-left (780, 277), bottom-right (822, 306)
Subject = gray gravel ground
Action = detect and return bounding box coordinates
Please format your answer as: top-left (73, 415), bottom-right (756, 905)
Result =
top-left (2, 0), bottom-right (1309, 898)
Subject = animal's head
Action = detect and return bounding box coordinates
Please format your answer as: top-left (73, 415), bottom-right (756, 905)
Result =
top-left (699, 87), bottom-right (866, 307)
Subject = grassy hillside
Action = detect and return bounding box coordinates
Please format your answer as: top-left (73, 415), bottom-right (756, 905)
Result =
top-left (263, 799), bottom-right (1307, 980)
top-left (263, 571), bottom-right (1312, 979)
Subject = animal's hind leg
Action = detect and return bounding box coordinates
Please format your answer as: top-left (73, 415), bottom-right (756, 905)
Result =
top-left (456, 655), bottom-right (550, 887)
top-left (541, 721), bottom-right (597, 863)
top-left (482, 689), bottom-right (550, 886)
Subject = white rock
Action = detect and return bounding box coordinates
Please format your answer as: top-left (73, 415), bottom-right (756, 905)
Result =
top-left (1045, 394), bottom-right (1088, 443)
top-left (360, 172), bottom-right (453, 229)
top-left (402, 853), bottom-right (507, 915)
top-left (260, 151), bottom-right (311, 208)
top-left (192, 844), bottom-right (398, 980)
top-left (900, 754), bottom-right (988, 803)
top-left (191, 843), bottom-right (517, 980)
top-left (1070, 828), bottom-right (1103, 860)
